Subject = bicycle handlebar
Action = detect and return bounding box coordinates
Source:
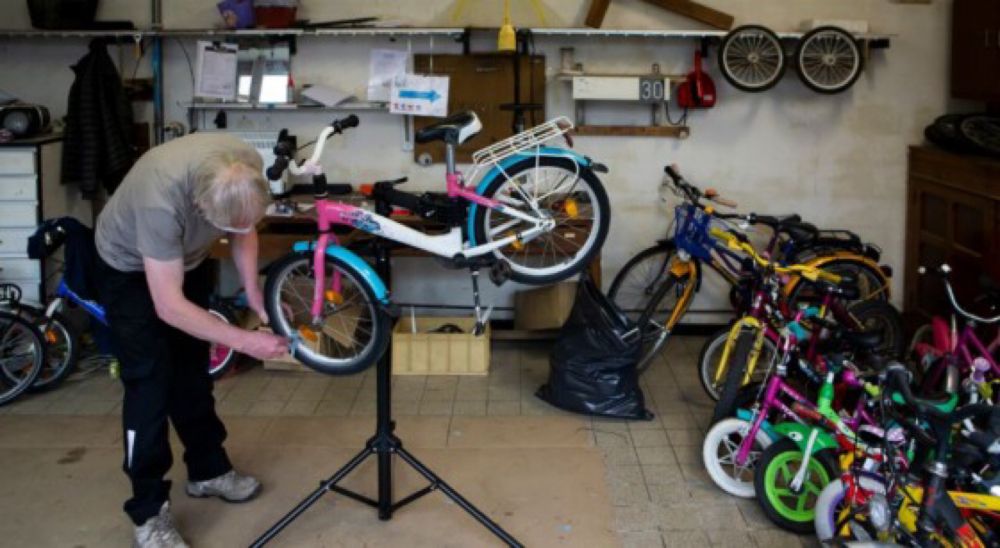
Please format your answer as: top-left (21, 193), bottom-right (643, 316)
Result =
top-left (918, 264), bottom-right (1000, 324)
top-left (265, 115), bottom-right (361, 181)
top-left (663, 163), bottom-right (738, 210)
top-left (708, 227), bottom-right (841, 283)
top-left (884, 364), bottom-right (995, 424)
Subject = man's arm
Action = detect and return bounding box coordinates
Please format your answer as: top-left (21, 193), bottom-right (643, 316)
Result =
top-left (230, 228), bottom-right (268, 324)
top-left (143, 256), bottom-right (287, 360)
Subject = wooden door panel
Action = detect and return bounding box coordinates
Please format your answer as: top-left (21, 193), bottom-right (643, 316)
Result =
top-left (413, 54), bottom-right (546, 164)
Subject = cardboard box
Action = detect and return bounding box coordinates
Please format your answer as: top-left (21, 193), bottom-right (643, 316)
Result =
top-left (514, 282), bottom-right (577, 331)
top-left (392, 316), bottom-right (490, 375)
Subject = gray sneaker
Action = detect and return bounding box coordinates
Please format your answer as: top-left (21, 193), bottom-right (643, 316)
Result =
top-left (133, 501), bottom-right (188, 548)
top-left (186, 469), bottom-right (261, 502)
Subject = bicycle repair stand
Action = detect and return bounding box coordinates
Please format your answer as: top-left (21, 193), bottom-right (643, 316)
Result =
top-left (249, 195), bottom-right (523, 548)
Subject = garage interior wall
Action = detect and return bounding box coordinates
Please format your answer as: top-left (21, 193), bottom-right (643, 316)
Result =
top-left (0, 1), bottom-right (952, 319)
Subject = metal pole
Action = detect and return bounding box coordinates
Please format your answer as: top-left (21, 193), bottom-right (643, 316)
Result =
top-left (151, 0), bottom-right (165, 144)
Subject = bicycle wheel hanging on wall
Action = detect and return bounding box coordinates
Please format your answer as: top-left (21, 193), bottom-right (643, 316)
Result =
top-left (718, 25), bottom-right (786, 92)
top-left (794, 26), bottom-right (864, 94)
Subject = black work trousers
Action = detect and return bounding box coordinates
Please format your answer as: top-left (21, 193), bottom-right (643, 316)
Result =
top-left (97, 257), bottom-right (232, 526)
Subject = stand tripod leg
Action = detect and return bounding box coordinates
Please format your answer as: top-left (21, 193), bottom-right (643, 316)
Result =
top-left (250, 446), bottom-right (373, 548)
top-left (395, 447), bottom-right (524, 548)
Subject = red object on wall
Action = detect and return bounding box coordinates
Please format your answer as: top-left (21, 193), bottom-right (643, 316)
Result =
top-left (677, 51), bottom-right (717, 109)
top-left (254, 6), bottom-right (297, 28)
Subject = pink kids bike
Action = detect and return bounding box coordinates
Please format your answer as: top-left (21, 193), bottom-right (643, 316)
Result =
top-left (261, 112), bottom-right (610, 374)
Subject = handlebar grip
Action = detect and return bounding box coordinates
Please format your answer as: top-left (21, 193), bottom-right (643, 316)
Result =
top-left (712, 196), bottom-right (738, 208)
top-left (266, 157), bottom-right (289, 181)
top-left (334, 115), bottom-right (360, 131)
top-left (664, 164), bottom-right (681, 183)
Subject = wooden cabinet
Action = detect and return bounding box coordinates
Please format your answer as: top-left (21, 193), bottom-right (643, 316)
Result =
top-left (951, 0), bottom-right (1000, 101)
top-left (0, 134), bottom-right (91, 304)
top-left (904, 146), bottom-right (1000, 321)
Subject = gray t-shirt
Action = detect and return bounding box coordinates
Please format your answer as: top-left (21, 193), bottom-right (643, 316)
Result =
top-left (96, 133), bottom-right (258, 272)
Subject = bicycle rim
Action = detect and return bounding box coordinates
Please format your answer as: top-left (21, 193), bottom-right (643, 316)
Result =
top-left (0, 313), bottom-right (44, 405)
top-left (720, 25), bottom-right (785, 91)
top-left (701, 330), bottom-right (776, 400)
top-left (796, 27), bottom-right (862, 93)
top-left (764, 448), bottom-right (831, 523)
top-left (482, 163), bottom-right (604, 279)
top-left (268, 255), bottom-right (381, 370)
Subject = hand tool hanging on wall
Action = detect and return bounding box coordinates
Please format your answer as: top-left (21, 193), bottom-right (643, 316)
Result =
top-left (676, 49), bottom-right (716, 109)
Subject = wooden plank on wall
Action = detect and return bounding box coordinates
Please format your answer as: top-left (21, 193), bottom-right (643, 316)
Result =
top-left (641, 0), bottom-right (734, 30)
top-left (585, 0), bottom-right (612, 28)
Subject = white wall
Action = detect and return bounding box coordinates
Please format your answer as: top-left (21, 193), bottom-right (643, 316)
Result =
top-left (0, 1), bottom-right (953, 318)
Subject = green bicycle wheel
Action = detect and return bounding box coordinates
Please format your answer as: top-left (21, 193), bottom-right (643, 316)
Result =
top-left (754, 437), bottom-right (838, 534)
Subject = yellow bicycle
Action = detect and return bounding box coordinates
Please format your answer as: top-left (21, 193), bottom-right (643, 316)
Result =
top-left (609, 165), bottom-right (893, 374)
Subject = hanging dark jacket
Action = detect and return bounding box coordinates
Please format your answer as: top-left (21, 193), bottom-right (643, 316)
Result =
top-left (26, 217), bottom-right (99, 300)
top-left (62, 39), bottom-right (135, 199)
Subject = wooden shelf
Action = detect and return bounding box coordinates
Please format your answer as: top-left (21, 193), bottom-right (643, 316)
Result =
top-left (574, 125), bottom-right (690, 138)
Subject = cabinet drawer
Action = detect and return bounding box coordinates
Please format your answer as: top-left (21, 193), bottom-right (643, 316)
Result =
top-left (0, 228), bottom-right (33, 255)
top-left (0, 202), bottom-right (37, 227)
top-left (0, 176), bottom-right (37, 201)
top-left (0, 258), bottom-right (40, 280)
top-left (0, 149), bottom-right (36, 175)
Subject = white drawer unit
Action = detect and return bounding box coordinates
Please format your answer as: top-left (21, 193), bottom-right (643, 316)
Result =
top-left (0, 202), bottom-right (38, 227)
top-left (0, 149), bottom-right (36, 175)
top-left (0, 228), bottom-right (33, 256)
top-left (0, 258), bottom-right (41, 279)
top-left (0, 176), bottom-right (38, 201)
top-left (0, 136), bottom-right (86, 304)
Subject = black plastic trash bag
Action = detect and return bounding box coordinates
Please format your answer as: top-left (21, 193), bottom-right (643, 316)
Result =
top-left (537, 275), bottom-right (654, 420)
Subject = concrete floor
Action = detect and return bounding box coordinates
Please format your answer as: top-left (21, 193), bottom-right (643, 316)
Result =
top-left (0, 337), bottom-right (815, 547)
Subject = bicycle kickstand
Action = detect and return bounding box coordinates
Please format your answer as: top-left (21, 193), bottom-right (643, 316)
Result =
top-left (469, 269), bottom-right (494, 337)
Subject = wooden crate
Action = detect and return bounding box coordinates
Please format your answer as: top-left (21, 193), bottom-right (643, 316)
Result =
top-left (392, 316), bottom-right (490, 375)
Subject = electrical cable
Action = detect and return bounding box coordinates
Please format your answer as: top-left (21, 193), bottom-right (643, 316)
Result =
top-left (172, 38), bottom-right (195, 95)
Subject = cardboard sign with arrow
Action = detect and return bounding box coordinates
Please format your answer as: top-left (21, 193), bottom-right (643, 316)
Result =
top-left (391, 74), bottom-right (450, 117)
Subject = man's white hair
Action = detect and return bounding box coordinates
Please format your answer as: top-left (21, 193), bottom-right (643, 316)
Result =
top-left (194, 148), bottom-right (268, 229)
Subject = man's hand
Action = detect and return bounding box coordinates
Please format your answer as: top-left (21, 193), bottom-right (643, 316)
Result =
top-left (238, 330), bottom-right (289, 360)
top-left (245, 286), bottom-right (268, 325)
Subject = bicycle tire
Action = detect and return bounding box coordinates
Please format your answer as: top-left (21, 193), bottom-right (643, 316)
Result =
top-left (711, 328), bottom-right (757, 424)
top-left (0, 310), bottom-right (45, 406)
top-left (845, 299), bottom-right (905, 360)
top-left (794, 26), bottom-right (864, 94)
top-left (718, 25), bottom-right (787, 92)
top-left (703, 417), bottom-right (774, 498)
top-left (699, 327), bottom-right (777, 401)
top-left (786, 257), bottom-right (889, 305)
top-left (754, 437), bottom-right (838, 533)
top-left (607, 242), bottom-right (677, 322)
top-left (814, 477), bottom-right (887, 542)
top-left (207, 303), bottom-right (239, 380)
top-left (957, 114), bottom-right (1000, 158)
top-left (17, 306), bottom-right (79, 392)
top-left (471, 156), bottom-right (611, 285)
top-left (264, 252), bottom-right (389, 376)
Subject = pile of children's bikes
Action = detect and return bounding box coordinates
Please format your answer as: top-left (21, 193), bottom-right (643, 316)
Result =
top-left (614, 166), bottom-right (1000, 546)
